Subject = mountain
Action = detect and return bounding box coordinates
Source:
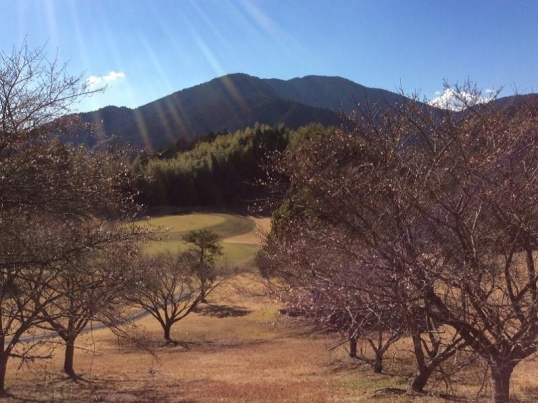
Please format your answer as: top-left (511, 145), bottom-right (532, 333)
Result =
top-left (265, 75), bottom-right (403, 113)
top-left (68, 73), bottom-right (406, 150)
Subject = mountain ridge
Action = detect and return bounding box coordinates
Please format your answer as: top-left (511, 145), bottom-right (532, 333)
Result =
top-left (69, 74), bottom-right (535, 150)
top-left (68, 73), bottom-right (408, 149)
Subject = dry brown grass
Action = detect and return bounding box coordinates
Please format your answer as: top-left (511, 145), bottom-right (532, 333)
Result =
top-left (4, 274), bottom-right (538, 402)
top-left (0, 273), bottom-right (501, 402)
top-left (4, 215), bottom-right (538, 402)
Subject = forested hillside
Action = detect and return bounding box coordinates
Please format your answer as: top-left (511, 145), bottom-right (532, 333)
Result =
top-left (135, 123), bottom-right (335, 208)
top-left (131, 91), bottom-right (538, 210)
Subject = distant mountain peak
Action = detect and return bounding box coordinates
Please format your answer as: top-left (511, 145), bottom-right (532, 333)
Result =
top-left (70, 74), bottom-right (405, 149)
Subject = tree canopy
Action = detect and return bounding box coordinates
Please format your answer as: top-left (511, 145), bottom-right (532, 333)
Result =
top-left (136, 123), bottom-right (335, 208)
top-left (259, 84), bottom-right (538, 403)
top-left (0, 42), bottom-right (148, 391)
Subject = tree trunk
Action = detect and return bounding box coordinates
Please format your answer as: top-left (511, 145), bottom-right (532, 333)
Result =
top-left (63, 338), bottom-right (76, 377)
top-left (490, 361), bottom-right (514, 403)
top-left (200, 287), bottom-right (208, 304)
top-left (349, 336), bottom-right (357, 358)
top-left (373, 352), bottom-right (383, 373)
top-left (410, 333), bottom-right (430, 392)
top-left (0, 353), bottom-right (9, 397)
top-left (410, 366), bottom-right (434, 392)
top-left (163, 323), bottom-right (172, 343)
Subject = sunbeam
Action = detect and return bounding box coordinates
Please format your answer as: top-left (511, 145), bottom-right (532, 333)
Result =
top-left (43, 0), bottom-right (59, 48)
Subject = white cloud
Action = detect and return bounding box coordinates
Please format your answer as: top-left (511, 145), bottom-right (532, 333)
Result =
top-left (86, 71), bottom-right (125, 87)
top-left (103, 71), bottom-right (125, 82)
top-left (429, 88), bottom-right (495, 111)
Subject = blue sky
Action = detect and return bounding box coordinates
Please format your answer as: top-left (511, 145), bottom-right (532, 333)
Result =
top-left (2, 0), bottom-right (537, 112)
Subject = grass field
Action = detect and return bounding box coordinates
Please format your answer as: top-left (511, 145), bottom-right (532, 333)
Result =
top-left (4, 212), bottom-right (538, 402)
top-left (142, 213), bottom-right (263, 268)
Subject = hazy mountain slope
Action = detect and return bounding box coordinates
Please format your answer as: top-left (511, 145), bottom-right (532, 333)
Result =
top-left (265, 75), bottom-right (404, 114)
top-left (70, 74), bottom-right (406, 149)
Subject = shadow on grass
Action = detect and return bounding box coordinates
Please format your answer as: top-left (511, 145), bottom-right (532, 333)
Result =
top-left (91, 384), bottom-right (197, 403)
top-left (374, 388), bottom-right (470, 402)
top-left (7, 372), bottom-right (198, 403)
top-left (193, 303), bottom-right (251, 318)
top-left (7, 373), bottom-right (101, 402)
top-left (328, 360), bottom-right (473, 402)
top-left (159, 340), bottom-right (202, 350)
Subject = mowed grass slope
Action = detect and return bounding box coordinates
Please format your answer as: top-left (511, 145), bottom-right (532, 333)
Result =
top-left (5, 212), bottom-right (538, 402)
top-left (143, 213), bottom-right (263, 268)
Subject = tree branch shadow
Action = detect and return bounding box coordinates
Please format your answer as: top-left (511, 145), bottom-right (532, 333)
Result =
top-left (193, 303), bottom-right (251, 318)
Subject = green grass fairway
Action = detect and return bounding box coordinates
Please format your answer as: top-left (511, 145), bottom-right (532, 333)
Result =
top-left (145, 213), bottom-right (226, 235)
top-left (141, 213), bottom-right (260, 269)
top-left (221, 242), bottom-right (260, 268)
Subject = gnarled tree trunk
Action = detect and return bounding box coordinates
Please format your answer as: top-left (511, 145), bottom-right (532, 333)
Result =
top-left (63, 336), bottom-right (76, 377)
top-left (163, 322), bottom-right (172, 343)
top-left (373, 352), bottom-right (383, 374)
top-left (410, 333), bottom-right (432, 392)
top-left (0, 351), bottom-right (10, 397)
top-left (490, 360), bottom-right (515, 403)
top-left (349, 333), bottom-right (357, 358)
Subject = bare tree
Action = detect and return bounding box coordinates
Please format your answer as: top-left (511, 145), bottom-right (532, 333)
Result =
top-left (37, 221), bottom-right (148, 377)
top-left (410, 88), bottom-right (538, 403)
top-left (259, 227), bottom-right (407, 374)
top-left (130, 245), bottom-right (226, 344)
top-left (260, 84), bottom-right (538, 402)
top-left (0, 41), bottom-right (141, 396)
